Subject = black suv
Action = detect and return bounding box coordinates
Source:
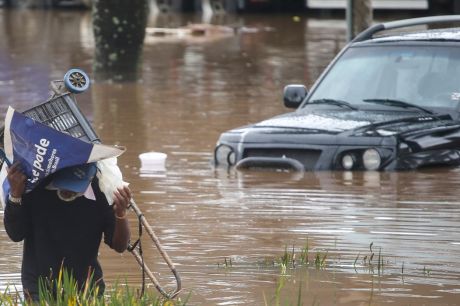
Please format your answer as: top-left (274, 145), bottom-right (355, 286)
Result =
top-left (214, 15), bottom-right (460, 171)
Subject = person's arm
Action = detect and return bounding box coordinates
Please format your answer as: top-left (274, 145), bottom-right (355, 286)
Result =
top-left (3, 162), bottom-right (27, 242)
top-left (111, 186), bottom-right (131, 253)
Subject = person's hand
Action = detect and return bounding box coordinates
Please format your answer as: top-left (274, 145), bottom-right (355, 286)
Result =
top-left (7, 162), bottom-right (26, 198)
top-left (113, 185), bottom-right (131, 219)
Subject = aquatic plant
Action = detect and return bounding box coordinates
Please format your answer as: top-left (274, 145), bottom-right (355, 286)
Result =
top-left (217, 257), bottom-right (233, 269)
top-left (314, 251), bottom-right (328, 269)
top-left (278, 243), bottom-right (327, 271)
top-left (280, 245), bottom-right (296, 268)
top-left (215, 241), bottom-right (436, 305)
top-left (299, 240), bottom-right (309, 265)
top-left (216, 241), bottom-right (427, 282)
top-left (352, 242), bottom-right (385, 275)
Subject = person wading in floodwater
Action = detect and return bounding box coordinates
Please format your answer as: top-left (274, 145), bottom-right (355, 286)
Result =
top-left (3, 161), bottom-right (131, 301)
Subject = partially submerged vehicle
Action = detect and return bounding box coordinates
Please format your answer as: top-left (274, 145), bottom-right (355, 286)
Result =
top-left (214, 15), bottom-right (460, 171)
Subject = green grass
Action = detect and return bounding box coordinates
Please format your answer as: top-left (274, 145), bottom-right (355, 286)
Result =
top-left (0, 267), bottom-right (190, 306)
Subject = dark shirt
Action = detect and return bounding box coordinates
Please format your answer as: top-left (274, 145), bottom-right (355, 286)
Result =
top-left (3, 178), bottom-right (115, 298)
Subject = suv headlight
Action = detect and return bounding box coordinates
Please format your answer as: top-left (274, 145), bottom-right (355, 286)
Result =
top-left (214, 144), bottom-right (236, 166)
top-left (341, 154), bottom-right (355, 170)
top-left (362, 148), bottom-right (381, 170)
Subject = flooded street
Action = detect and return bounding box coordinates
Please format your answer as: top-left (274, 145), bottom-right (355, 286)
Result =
top-left (1, 8), bottom-right (460, 305)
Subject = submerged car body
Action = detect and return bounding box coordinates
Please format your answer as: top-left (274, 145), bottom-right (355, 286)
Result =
top-left (214, 15), bottom-right (460, 171)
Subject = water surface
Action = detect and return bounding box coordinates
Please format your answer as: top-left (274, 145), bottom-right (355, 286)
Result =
top-left (0, 9), bottom-right (459, 305)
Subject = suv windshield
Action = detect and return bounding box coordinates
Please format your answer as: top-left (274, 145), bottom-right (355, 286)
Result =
top-left (306, 44), bottom-right (460, 111)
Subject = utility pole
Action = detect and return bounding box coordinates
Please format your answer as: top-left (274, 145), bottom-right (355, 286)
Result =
top-left (347, 0), bottom-right (373, 41)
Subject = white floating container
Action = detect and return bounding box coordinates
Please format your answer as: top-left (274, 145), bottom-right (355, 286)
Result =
top-left (139, 152), bottom-right (167, 172)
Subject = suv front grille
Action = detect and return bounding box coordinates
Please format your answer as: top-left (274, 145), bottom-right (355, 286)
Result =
top-left (243, 148), bottom-right (321, 170)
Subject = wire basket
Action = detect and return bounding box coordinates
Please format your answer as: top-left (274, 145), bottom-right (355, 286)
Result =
top-left (22, 93), bottom-right (100, 143)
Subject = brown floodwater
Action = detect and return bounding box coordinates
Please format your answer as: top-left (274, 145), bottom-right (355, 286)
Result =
top-left (1, 8), bottom-right (460, 305)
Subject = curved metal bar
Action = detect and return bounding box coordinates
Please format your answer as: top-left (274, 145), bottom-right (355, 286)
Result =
top-left (128, 199), bottom-right (182, 299)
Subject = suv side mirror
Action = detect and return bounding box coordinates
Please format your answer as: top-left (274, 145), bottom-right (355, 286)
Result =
top-left (283, 85), bottom-right (308, 108)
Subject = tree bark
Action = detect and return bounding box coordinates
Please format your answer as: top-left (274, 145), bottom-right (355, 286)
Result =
top-left (92, 0), bottom-right (149, 82)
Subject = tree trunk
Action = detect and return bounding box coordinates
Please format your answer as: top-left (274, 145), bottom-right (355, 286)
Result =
top-left (92, 0), bottom-right (149, 82)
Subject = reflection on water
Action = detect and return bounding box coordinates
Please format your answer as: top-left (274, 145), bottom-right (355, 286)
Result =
top-left (1, 8), bottom-right (460, 305)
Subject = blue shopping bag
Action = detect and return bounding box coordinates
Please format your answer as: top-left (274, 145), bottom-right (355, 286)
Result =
top-left (0, 107), bottom-right (125, 207)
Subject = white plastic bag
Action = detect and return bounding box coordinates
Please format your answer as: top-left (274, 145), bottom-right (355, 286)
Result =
top-left (96, 157), bottom-right (128, 205)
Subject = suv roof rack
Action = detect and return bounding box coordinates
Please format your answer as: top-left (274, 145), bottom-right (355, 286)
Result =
top-left (352, 15), bottom-right (460, 42)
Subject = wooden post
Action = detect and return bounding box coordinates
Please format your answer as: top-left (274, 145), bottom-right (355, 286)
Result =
top-left (347, 0), bottom-right (373, 41)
